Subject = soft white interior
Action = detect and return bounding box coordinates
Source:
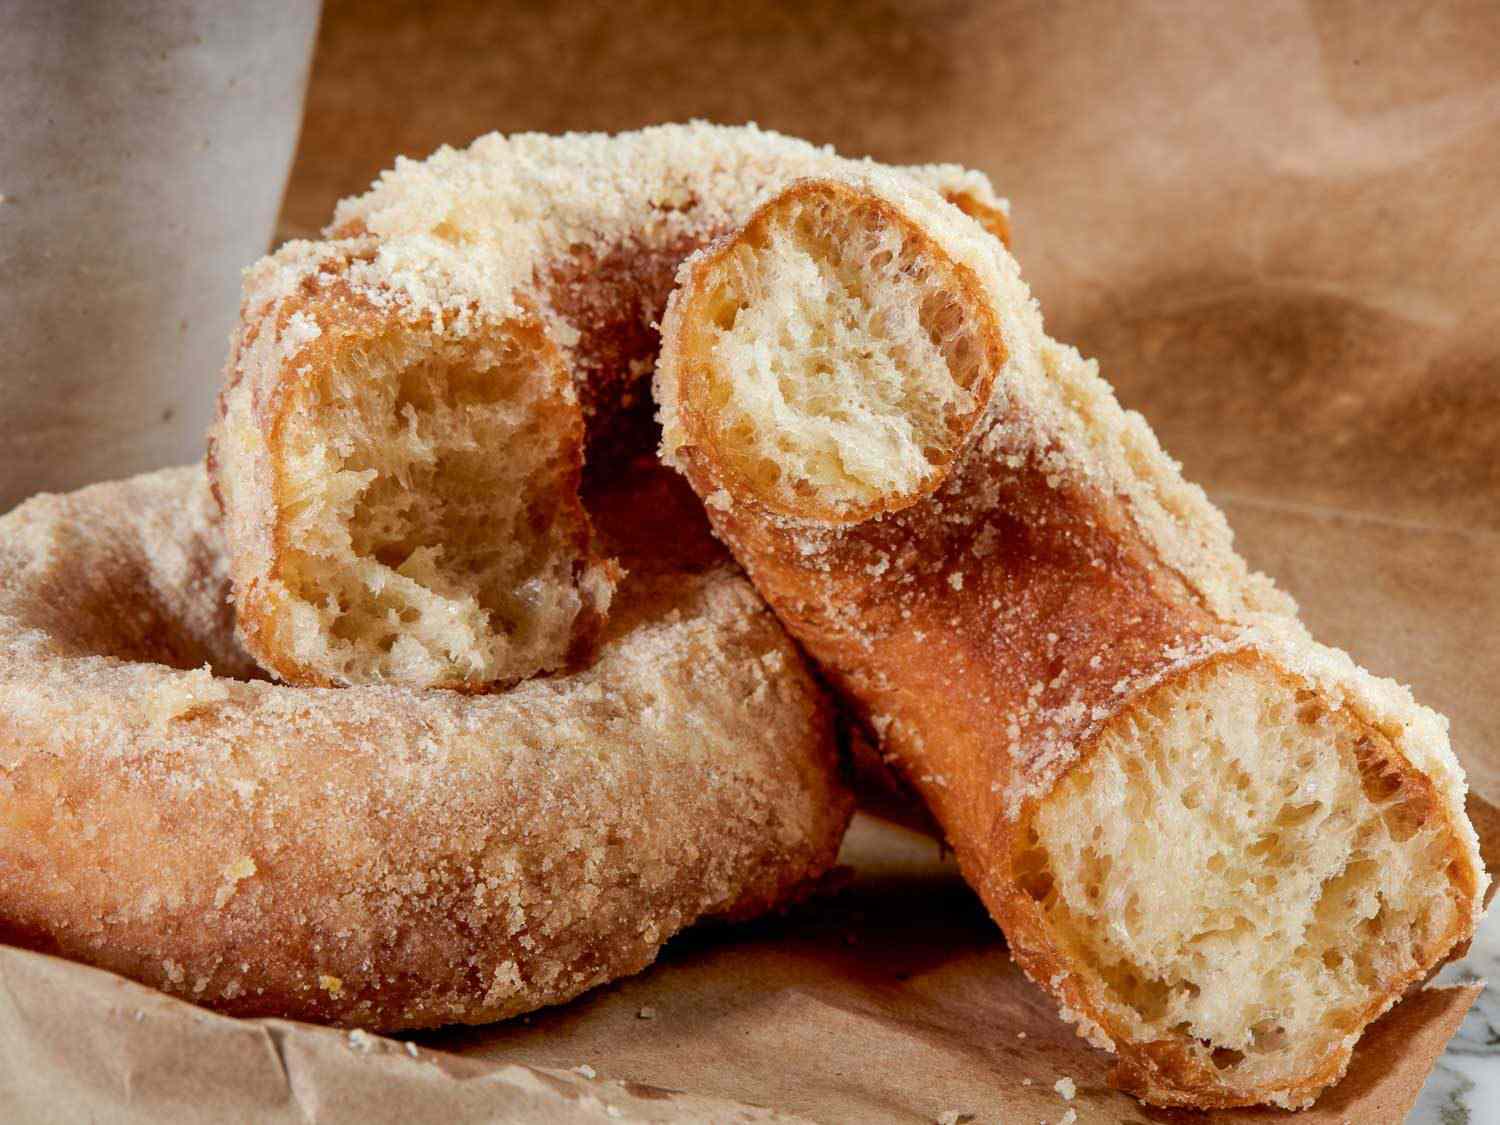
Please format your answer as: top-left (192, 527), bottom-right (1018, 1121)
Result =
top-left (697, 193), bottom-right (990, 515)
top-left (1018, 658), bottom-right (1463, 1093)
top-left (276, 331), bottom-right (592, 687)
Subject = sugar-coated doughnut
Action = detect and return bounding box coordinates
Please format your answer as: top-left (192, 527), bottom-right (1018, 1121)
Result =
top-left (0, 466), bottom-right (851, 1029)
top-left (211, 123), bottom-right (1009, 689)
top-left (656, 175), bottom-right (1488, 1109)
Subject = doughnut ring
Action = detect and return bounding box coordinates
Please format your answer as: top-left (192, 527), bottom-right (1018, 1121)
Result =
top-left (0, 465), bottom-right (851, 1028)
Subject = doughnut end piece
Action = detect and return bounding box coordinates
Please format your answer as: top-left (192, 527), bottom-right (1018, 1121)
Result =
top-left (1012, 650), bottom-right (1483, 1108)
top-left (659, 178), bottom-right (1005, 525)
top-left (211, 242), bottom-right (619, 690)
top-left (657, 177), bottom-right (1487, 1109)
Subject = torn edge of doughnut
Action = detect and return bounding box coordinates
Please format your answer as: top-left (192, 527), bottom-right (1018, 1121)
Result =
top-left (210, 237), bottom-right (619, 690)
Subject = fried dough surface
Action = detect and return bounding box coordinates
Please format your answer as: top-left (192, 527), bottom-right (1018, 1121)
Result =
top-left (656, 175), bottom-right (1487, 1109)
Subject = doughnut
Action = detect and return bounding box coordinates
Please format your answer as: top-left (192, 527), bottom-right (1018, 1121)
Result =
top-left (0, 465), bottom-right (852, 1029)
top-left (210, 122), bottom-right (1009, 689)
top-left (655, 175), bottom-right (1488, 1109)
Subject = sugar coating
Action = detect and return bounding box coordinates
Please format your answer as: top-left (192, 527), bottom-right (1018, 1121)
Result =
top-left (325, 121), bottom-right (1004, 347)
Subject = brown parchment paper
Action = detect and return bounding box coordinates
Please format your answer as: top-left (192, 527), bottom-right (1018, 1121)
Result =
top-left (0, 819), bottom-right (1485, 1125)
top-left (6, 2), bottom-right (1498, 1122)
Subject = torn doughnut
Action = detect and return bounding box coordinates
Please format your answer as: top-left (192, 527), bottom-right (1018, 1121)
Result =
top-left (0, 466), bottom-right (852, 1029)
top-left (656, 175), bottom-right (1488, 1109)
top-left (210, 122), bottom-right (1010, 689)
top-left (212, 243), bottom-right (617, 690)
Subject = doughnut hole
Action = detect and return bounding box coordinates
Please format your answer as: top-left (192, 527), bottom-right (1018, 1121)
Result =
top-left (1016, 655), bottom-right (1473, 1102)
top-left (272, 319), bottom-right (610, 688)
top-left (674, 181), bottom-right (1002, 522)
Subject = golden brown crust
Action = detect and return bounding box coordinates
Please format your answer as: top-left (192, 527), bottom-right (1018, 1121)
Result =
top-left (946, 189), bottom-right (1013, 250)
top-left (0, 466), bottom-right (852, 1029)
top-left (656, 174), bottom-right (1487, 1109)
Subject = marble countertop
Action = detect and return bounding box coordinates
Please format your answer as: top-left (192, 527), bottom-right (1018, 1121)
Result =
top-left (1413, 906), bottom-right (1500, 1123)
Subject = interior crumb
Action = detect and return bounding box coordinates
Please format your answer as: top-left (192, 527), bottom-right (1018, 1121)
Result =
top-left (273, 324), bottom-right (610, 687)
top-left (1020, 656), bottom-right (1461, 1094)
top-left (683, 185), bottom-right (994, 518)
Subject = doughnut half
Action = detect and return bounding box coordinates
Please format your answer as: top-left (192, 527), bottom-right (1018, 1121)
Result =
top-left (656, 176), bottom-right (1488, 1108)
top-left (0, 466), bottom-right (852, 1029)
top-left (210, 122), bottom-right (1010, 689)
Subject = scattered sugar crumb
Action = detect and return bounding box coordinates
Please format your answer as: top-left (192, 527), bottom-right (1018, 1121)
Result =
top-left (318, 974), bottom-right (344, 998)
top-left (153, 665), bottom-right (231, 728)
top-left (213, 854), bottom-right (257, 908)
top-left (1060, 1111), bottom-right (1077, 1125)
top-left (1016, 1030), bottom-right (1026, 1039)
top-left (573, 1063), bottom-right (597, 1079)
top-left (637, 1006), bottom-right (656, 1020)
top-left (947, 571), bottom-right (964, 590)
top-left (347, 1029), bottom-right (376, 1054)
top-left (1054, 1076), bottom-right (1076, 1101)
top-left (405, 1041), bottom-right (419, 1058)
top-left (705, 488), bottom-right (733, 511)
top-left (282, 310), bottom-right (323, 349)
top-left (1021, 1078), bottom-right (1032, 1086)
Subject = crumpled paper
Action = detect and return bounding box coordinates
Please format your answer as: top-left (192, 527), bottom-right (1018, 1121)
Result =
top-left (7, 1), bottom-right (1499, 1121)
top-left (0, 814), bottom-right (1486, 1124)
